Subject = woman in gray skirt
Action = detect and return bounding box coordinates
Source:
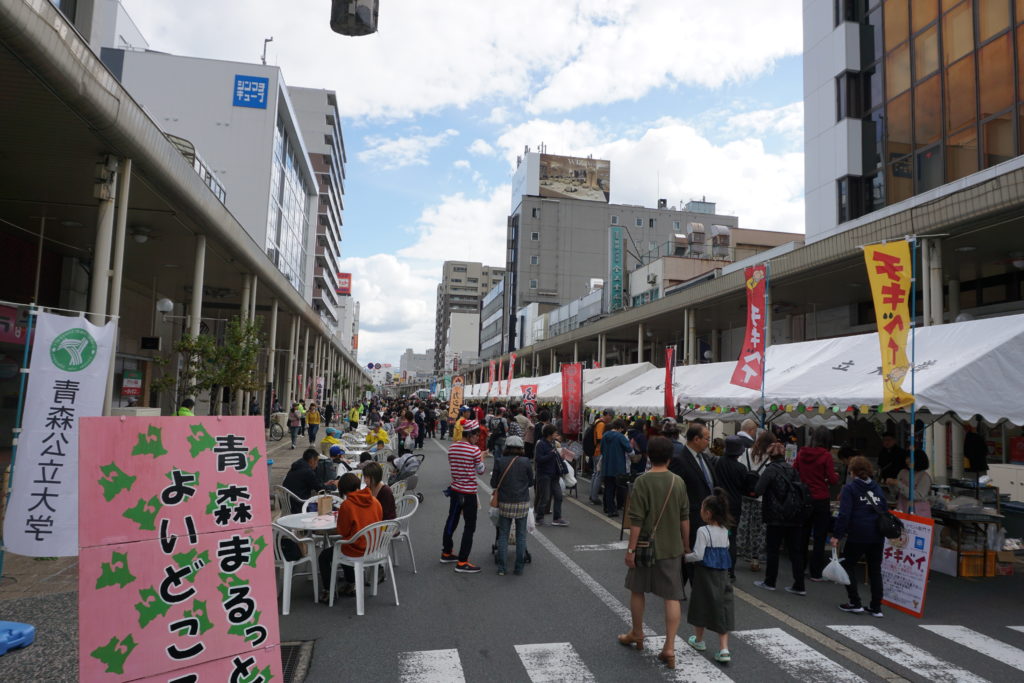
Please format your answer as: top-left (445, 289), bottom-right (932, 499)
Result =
top-left (618, 436), bottom-right (691, 670)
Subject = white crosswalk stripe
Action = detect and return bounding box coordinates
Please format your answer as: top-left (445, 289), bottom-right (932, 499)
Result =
top-left (514, 642), bottom-right (596, 682)
top-left (645, 635), bottom-right (733, 683)
top-left (398, 648), bottom-right (466, 683)
top-left (734, 628), bottom-right (867, 682)
top-left (828, 625), bottom-right (988, 683)
top-left (1009, 626), bottom-right (1024, 636)
top-left (921, 625), bottom-right (1024, 672)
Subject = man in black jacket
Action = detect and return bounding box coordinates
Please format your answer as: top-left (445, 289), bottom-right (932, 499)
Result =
top-left (282, 449), bottom-right (337, 513)
top-left (669, 423), bottom-right (717, 551)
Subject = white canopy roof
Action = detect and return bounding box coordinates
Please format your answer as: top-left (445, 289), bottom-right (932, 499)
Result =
top-left (536, 362), bottom-right (656, 402)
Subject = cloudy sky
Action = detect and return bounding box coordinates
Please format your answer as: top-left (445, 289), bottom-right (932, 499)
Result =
top-left (121, 0), bottom-right (806, 367)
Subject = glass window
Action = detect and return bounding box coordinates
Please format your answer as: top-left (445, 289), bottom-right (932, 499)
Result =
top-left (912, 0), bottom-right (939, 32)
top-left (887, 43), bottom-right (912, 97)
top-left (866, 60), bottom-right (884, 110)
top-left (867, 171), bottom-right (886, 212)
top-left (982, 112), bottom-right (1015, 165)
top-left (887, 157), bottom-right (915, 202)
top-left (943, 1), bottom-right (975, 65)
top-left (529, 279), bottom-right (538, 289)
top-left (978, 0), bottom-right (1010, 42)
top-left (946, 54), bottom-right (978, 131)
top-left (914, 25), bottom-right (940, 79)
top-left (1018, 0), bottom-right (1024, 23)
top-left (979, 33), bottom-right (1014, 115)
top-left (886, 0), bottom-right (911, 50)
top-left (914, 75), bottom-right (942, 146)
top-left (530, 255), bottom-right (539, 265)
top-left (916, 145), bottom-right (944, 191)
top-left (837, 177), bottom-right (851, 223)
top-left (635, 218), bottom-right (643, 227)
top-left (886, 91), bottom-right (914, 160)
top-left (864, 107), bottom-right (886, 169)
top-left (530, 232), bottom-right (539, 240)
top-left (531, 208), bottom-right (540, 218)
top-left (611, 215), bottom-right (618, 224)
top-left (1018, 25), bottom-right (1024, 101)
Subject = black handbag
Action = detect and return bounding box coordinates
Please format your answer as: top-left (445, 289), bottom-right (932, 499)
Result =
top-left (634, 477), bottom-right (676, 568)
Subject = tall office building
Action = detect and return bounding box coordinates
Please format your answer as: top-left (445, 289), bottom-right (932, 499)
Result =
top-left (804, 0), bottom-right (1024, 241)
top-left (433, 261), bottom-right (505, 373)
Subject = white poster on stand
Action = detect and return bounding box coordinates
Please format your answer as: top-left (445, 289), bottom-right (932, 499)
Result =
top-left (881, 511), bottom-right (935, 618)
top-left (2, 311), bottom-right (115, 556)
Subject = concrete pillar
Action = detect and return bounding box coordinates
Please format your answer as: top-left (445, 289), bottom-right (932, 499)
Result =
top-left (312, 336), bottom-right (321, 401)
top-left (951, 421), bottom-right (965, 479)
top-left (711, 328), bottom-right (720, 363)
top-left (532, 353), bottom-right (538, 374)
top-left (285, 315), bottom-right (297, 405)
top-left (266, 298), bottom-right (278, 415)
top-left (239, 274), bottom-right (251, 322)
top-left (929, 240), bottom-right (944, 326)
top-left (573, 341), bottom-right (579, 363)
top-left (549, 348), bottom-right (556, 373)
top-left (249, 276), bottom-right (258, 321)
top-left (301, 326), bottom-right (310, 400)
top-left (637, 323), bottom-right (645, 363)
top-left (948, 279), bottom-right (961, 320)
top-left (598, 333), bottom-right (606, 367)
top-left (189, 236), bottom-right (206, 338)
top-left (89, 158), bottom-right (118, 326)
top-left (103, 158), bottom-right (131, 415)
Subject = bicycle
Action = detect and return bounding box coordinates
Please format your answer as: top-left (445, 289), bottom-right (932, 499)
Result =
top-left (269, 422), bottom-right (284, 441)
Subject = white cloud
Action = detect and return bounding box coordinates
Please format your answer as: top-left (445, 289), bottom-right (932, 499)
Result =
top-left (494, 118), bottom-right (804, 234)
top-left (341, 186), bottom-right (510, 363)
top-left (468, 139), bottom-right (495, 156)
top-left (357, 129), bottom-right (459, 169)
top-left (453, 159), bottom-right (471, 169)
top-left (486, 107), bottom-right (510, 124)
top-left (724, 102), bottom-right (804, 146)
top-left (121, 0), bottom-right (802, 120)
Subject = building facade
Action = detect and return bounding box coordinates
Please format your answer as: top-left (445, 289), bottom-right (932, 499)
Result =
top-left (399, 348), bottom-right (435, 378)
top-left (433, 260), bottom-right (504, 373)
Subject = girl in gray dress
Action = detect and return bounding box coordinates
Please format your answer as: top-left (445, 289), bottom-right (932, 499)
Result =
top-left (685, 488), bottom-right (735, 663)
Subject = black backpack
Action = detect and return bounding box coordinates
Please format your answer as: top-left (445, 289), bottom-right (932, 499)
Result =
top-left (776, 469), bottom-right (813, 522)
top-left (865, 490), bottom-right (905, 539)
top-left (582, 423), bottom-right (597, 457)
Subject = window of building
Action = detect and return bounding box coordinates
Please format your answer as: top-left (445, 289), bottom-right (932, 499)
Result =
top-left (649, 218), bottom-right (656, 228)
top-left (529, 279), bottom-right (538, 289)
top-left (837, 71), bottom-right (867, 119)
top-left (943, 2), bottom-right (974, 65)
top-left (884, 0), bottom-right (910, 51)
top-left (531, 208), bottom-right (540, 218)
top-left (978, 33), bottom-right (1013, 115)
top-left (635, 218), bottom-right (643, 227)
top-left (451, 278), bottom-right (462, 283)
top-left (946, 54), bottom-right (977, 132)
top-left (834, 0), bottom-right (868, 26)
top-left (611, 215), bottom-right (619, 224)
top-left (886, 42), bottom-right (911, 98)
top-left (982, 112), bottom-right (1015, 167)
top-left (913, 75), bottom-right (941, 147)
top-left (453, 265), bottom-right (467, 272)
top-left (468, 277), bottom-right (479, 283)
top-left (672, 220), bottom-right (680, 230)
top-left (978, 0), bottom-right (1010, 42)
top-left (914, 25), bottom-right (939, 80)
top-left (837, 175), bottom-right (870, 223)
top-left (530, 255), bottom-right (539, 265)
top-left (916, 144), bottom-right (944, 191)
top-left (531, 231), bottom-right (539, 240)
top-left (946, 125), bottom-right (980, 180)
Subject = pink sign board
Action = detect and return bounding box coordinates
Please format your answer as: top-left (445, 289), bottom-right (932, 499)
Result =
top-left (78, 416), bottom-right (281, 682)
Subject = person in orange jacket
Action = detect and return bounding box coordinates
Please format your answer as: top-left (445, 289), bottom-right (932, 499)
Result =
top-left (319, 473), bottom-right (383, 598)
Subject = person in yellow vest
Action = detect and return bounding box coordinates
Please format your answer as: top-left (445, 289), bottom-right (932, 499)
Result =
top-left (296, 400), bottom-right (307, 432)
top-left (177, 398), bottom-right (195, 417)
top-left (306, 402), bottom-right (322, 444)
top-left (348, 405), bottom-right (361, 431)
top-left (365, 422), bottom-right (390, 449)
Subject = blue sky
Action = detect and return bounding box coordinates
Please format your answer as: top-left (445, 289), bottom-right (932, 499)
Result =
top-left (122, 0), bottom-right (807, 366)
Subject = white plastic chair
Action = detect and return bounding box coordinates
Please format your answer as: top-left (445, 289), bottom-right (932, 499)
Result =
top-left (327, 520), bottom-right (400, 615)
top-left (390, 480), bottom-right (408, 499)
top-left (391, 494), bottom-right (419, 573)
top-left (272, 523), bottom-right (319, 615)
top-left (273, 485), bottom-right (304, 516)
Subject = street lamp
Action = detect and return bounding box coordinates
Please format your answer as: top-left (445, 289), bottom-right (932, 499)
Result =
top-left (330, 0), bottom-right (379, 36)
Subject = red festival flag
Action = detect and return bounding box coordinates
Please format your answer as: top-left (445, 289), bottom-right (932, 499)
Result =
top-left (561, 362), bottom-right (584, 436)
top-left (521, 383), bottom-right (538, 417)
top-left (664, 346), bottom-right (676, 417)
top-left (506, 352), bottom-right (517, 394)
top-left (497, 356), bottom-right (505, 395)
top-left (730, 265), bottom-right (768, 390)
top-left (487, 359), bottom-right (496, 395)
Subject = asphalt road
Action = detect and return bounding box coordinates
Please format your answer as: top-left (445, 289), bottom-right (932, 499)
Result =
top-left (278, 437), bottom-right (1024, 683)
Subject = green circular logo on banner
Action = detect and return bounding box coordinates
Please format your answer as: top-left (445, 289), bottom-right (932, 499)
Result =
top-left (50, 328), bottom-right (98, 372)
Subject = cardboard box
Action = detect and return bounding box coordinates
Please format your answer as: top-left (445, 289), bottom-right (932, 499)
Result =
top-left (932, 546), bottom-right (958, 577)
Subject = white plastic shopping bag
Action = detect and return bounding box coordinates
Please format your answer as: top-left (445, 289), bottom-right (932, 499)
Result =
top-left (526, 506), bottom-right (537, 534)
top-left (823, 546), bottom-right (850, 585)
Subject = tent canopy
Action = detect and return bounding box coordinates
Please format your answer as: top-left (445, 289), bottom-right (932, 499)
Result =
top-left (536, 362), bottom-right (655, 402)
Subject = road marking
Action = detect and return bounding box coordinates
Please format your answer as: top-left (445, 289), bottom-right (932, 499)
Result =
top-left (514, 643), bottom-right (595, 682)
top-left (828, 625), bottom-right (989, 683)
top-left (734, 628), bottom-right (867, 682)
top-left (1009, 626), bottom-right (1024, 636)
top-left (573, 540), bottom-right (628, 552)
top-left (398, 648), bottom-right (465, 683)
top-left (646, 635), bottom-right (733, 683)
top-left (922, 625), bottom-right (1024, 672)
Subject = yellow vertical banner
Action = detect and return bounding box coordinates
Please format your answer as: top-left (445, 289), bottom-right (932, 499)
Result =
top-left (864, 241), bottom-right (915, 411)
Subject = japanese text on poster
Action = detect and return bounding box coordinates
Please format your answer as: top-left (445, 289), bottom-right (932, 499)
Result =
top-left (729, 265), bottom-right (767, 390)
top-left (864, 241), bottom-right (915, 411)
top-left (561, 363), bottom-right (584, 437)
top-left (881, 511), bottom-right (934, 618)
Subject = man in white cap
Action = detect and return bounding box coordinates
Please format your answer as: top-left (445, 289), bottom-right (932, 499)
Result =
top-left (440, 418), bottom-right (485, 573)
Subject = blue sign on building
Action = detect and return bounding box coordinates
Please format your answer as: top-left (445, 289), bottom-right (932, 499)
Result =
top-left (232, 74), bottom-right (269, 109)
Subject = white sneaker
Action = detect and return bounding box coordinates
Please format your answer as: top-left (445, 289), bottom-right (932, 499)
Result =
top-left (753, 580), bottom-right (776, 591)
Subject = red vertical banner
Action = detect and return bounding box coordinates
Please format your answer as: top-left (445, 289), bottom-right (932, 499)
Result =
top-left (561, 362), bottom-right (584, 437)
top-left (730, 265), bottom-right (767, 390)
top-left (521, 384), bottom-right (538, 417)
top-left (487, 360), bottom-right (496, 395)
top-left (506, 352), bottom-right (517, 394)
top-left (664, 346), bottom-right (676, 417)
top-left (497, 356), bottom-right (505, 395)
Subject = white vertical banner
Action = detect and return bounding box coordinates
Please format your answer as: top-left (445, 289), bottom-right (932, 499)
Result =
top-left (3, 311), bottom-right (115, 556)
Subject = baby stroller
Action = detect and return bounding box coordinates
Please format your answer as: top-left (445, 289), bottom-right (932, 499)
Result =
top-left (388, 453), bottom-right (425, 502)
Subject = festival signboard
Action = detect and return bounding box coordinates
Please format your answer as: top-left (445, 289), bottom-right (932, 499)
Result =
top-left (881, 511), bottom-right (935, 618)
top-left (3, 311), bottom-right (115, 556)
top-left (521, 384), bottom-right (538, 418)
top-left (447, 376), bottom-right (464, 419)
top-left (487, 360), bottom-right (496, 396)
top-left (729, 265), bottom-right (767, 390)
top-left (77, 416), bottom-right (281, 681)
top-left (506, 353), bottom-right (517, 394)
top-left (864, 241), bottom-right (915, 411)
top-left (664, 347), bottom-right (676, 418)
top-left (561, 363), bottom-right (584, 436)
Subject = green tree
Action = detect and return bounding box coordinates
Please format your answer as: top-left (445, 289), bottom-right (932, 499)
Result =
top-left (208, 316), bottom-right (265, 415)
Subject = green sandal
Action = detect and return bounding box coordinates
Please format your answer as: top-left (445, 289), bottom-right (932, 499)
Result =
top-left (687, 635), bottom-right (707, 651)
top-left (715, 649), bottom-right (731, 663)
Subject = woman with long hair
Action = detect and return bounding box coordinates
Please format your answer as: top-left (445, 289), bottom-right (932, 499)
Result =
top-left (735, 430), bottom-right (774, 572)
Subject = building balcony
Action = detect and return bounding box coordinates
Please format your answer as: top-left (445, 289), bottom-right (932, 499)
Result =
top-left (313, 286), bottom-right (339, 324)
top-left (314, 266), bottom-right (339, 302)
top-left (315, 244), bottom-right (339, 272)
top-left (316, 227), bottom-right (340, 260)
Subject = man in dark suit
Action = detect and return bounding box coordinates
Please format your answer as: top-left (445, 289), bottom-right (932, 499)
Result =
top-left (669, 423), bottom-right (716, 550)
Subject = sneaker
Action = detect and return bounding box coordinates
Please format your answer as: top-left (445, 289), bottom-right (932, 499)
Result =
top-left (864, 607), bottom-right (884, 618)
top-left (785, 586), bottom-right (807, 596)
top-left (839, 603), bottom-right (864, 613)
top-left (439, 552), bottom-right (458, 564)
top-left (753, 580), bottom-right (776, 591)
top-left (687, 635), bottom-right (707, 651)
top-left (551, 519), bottom-right (569, 526)
top-left (454, 561), bottom-right (481, 574)
top-left (715, 649), bottom-right (731, 663)
top-left (497, 569), bottom-right (506, 576)
top-left (535, 518), bottom-right (545, 526)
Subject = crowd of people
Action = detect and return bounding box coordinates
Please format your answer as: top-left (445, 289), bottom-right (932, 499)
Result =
top-left (277, 393), bottom-right (923, 667)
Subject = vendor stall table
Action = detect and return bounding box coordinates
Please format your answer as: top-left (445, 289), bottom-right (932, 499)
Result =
top-left (933, 508), bottom-right (1003, 577)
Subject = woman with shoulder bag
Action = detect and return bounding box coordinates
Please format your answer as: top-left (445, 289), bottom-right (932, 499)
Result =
top-left (619, 436), bottom-right (691, 670)
top-left (490, 436), bottom-right (534, 575)
top-left (287, 403), bottom-right (302, 449)
top-left (831, 455), bottom-right (887, 617)
top-left (736, 431), bottom-right (773, 572)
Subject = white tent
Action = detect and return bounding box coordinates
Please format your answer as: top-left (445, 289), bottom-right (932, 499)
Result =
top-left (586, 366), bottom-right (666, 413)
top-left (536, 362), bottom-right (656, 403)
top-left (463, 371), bottom-right (562, 401)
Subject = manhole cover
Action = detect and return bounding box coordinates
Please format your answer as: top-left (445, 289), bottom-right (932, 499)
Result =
top-left (281, 640), bottom-right (314, 683)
